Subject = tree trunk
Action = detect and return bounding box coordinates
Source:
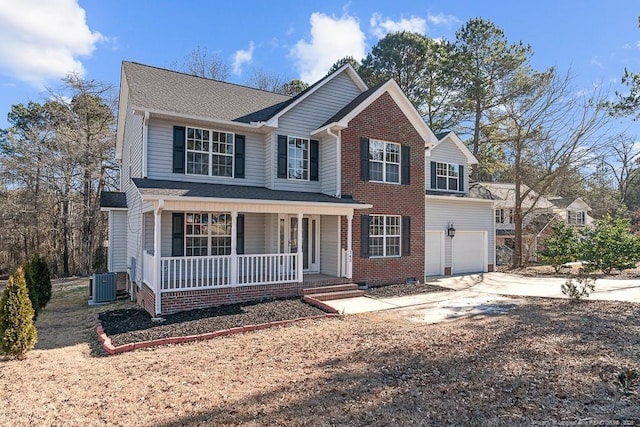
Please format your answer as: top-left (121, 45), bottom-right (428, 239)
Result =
top-left (472, 98), bottom-right (482, 181)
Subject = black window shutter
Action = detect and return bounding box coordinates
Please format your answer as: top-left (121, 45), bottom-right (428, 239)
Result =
top-left (310, 139), bottom-right (319, 181)
top-left (401, 145), bottom-right (410, 185)
top-left (234, 135), bottom-right (245, 178)
top-left (459, 165), bottom-right (464, 192)
top-left (402, 216), bottom-right (411, 256)
top-left (430, 161), bottom-right (437, 189)
top-left (360, 137), bottom-right (369, 181)
top-left (171, 213), bottom-right (184, 256)
top-left (360, 214), bottom-right (370, 258)
top-left (236, 214), bottom-right (245, 255)
top-left (173, 126), bottom-right (186, 174)
top-left (277, 135), bottom-right (287, 179)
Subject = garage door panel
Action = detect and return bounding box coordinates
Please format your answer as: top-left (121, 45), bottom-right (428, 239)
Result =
top-left (452, 232), bottom-right (485, 274)
top-left (425, 231), bottom-right (443, 276)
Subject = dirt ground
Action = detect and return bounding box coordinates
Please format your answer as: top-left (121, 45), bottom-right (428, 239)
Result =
top-left (0, 277), bottom-right (639, 426)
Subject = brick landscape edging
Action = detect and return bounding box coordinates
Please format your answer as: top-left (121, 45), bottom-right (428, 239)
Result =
top-left (95, 310), bottom-right (340, 356)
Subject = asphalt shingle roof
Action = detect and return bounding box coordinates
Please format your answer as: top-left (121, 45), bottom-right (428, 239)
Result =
top-left (132, 179), bottom-right (367, 205)
top-left (122, 62), bottom-right (291, 122)
top-left (100, 191), bottom-right (127, 208)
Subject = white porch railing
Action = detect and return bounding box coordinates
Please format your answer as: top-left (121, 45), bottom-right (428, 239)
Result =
top-left (237, 253), bottom-right (298, 286)
top-left (160, 255), bottom-right (231, 291)
top-left (155, 253), bottom-right (299, 292)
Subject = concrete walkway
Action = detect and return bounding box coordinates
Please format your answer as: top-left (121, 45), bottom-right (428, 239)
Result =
top-left (323, 272), bottom-right (640, 323)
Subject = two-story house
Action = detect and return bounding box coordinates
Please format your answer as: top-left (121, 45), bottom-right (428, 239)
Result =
top-left (101, 61), bottom-right (495, 316)
top-left (478, 182), bottom-right (593, 264)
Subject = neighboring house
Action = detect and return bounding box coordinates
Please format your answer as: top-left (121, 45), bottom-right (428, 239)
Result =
top-left (101, 61), bottom-right (494, 316)
top-left (478, 182), bottom-right (593, 264)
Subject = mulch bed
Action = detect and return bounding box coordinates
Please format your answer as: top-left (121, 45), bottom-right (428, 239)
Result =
top-left (99, 282), bottom-right (452, 347)
top-left (99, 298), bottom-right (326, 347)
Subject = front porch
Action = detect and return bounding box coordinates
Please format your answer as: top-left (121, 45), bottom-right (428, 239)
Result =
top-left (138, 204), bottom-right (363, 315)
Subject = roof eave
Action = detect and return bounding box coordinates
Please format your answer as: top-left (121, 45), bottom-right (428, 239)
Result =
top-left (131, 106), bottom-right (265, 131)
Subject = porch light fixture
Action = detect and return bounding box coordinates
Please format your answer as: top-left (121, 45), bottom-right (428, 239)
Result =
top-left (447, 222), bottom-right (456, 238)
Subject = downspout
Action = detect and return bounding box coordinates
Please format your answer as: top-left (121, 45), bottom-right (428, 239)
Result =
top-left (142, 111), bottom-right (149, 178)
top-left (326, 127), bottom-right (341, 197)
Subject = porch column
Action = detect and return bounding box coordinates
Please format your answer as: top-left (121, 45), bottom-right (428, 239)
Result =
top-left (297, 212), bottom-right (303, 283)
top-left (230, 211), bottom-right (238, 286)
top-left (347, 214), bottom-right (353, 279)
top-left (153, 200), bottom-right (163, 316)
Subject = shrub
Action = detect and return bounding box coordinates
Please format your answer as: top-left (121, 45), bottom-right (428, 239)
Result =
top-left (0, 267), bottom-right (38, 359)
top-left (561, 270), bottom-right (596, 303)
top-left (24, 255), bottom-right (51, 319)
top-left (579, 215), bottom-right (640, 274)
top-left (538, 221), bottom-right (579, 272)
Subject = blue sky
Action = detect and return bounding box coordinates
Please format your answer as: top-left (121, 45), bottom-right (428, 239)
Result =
top-left (1, 1), bottom-right (640, 133)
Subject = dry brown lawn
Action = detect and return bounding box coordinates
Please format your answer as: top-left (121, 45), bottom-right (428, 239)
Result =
top-left (1, 277), bottom-right (639, 426)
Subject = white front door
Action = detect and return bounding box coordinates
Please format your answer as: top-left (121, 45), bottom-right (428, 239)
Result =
top-left (425, 231), bottom-right (444, 276)
top-left (278, 214), bottom-right (320, 272)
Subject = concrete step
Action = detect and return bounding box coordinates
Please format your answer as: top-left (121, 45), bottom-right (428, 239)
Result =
top-left (302, 283), bottom-right (359, 295)
top-left (305, 289), bottom-right (365, 301)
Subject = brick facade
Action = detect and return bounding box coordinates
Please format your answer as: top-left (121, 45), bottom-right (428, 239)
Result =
top-left (341, 92), bottom-right (426, 285)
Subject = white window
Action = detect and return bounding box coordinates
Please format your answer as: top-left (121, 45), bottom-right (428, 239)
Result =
top-left (288, 137), bottom-right (309, 180)
top-left (369, 140), bottom-right (400, 183)
top-left (185, 212), bottom-right (232, 256)
top-left (495, 209), bottom-right (514, 224)
top-left (435, 162), bottom-right (460, 191)
top-left (369, 215), bottom-right (401, 257)
top-left (567, 211), bottom-right (585, 225)
top-left (186, 127), bottom-right (234, 177)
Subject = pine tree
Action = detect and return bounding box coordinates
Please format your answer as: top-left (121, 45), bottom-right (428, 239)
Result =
top-left (0, 267), bottom-right (38, 359)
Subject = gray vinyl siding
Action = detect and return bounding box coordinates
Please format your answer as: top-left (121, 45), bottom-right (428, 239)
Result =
top-left (243, 213), bottom-right (267, 254)
top-left (425, 198), bottom-right (495, 268)
top-left (320, 136), bottom-right (338, 196)
top-left (426, 141), bottom-right (470, 193)
top-left (146, 118), bottom-right (266, 187)
top-left (121, 104), bottom-right (146, 285)
top-left (320, 215), bottom-right (340, 276)
top-left (274, 73), bottom-right (361, 193)
top-left (108, 210), bottom-right (128, 272)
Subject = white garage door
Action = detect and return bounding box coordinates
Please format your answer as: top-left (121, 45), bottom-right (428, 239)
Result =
top-left (425, 231), bottom-right (444, 276)
top-left (452, 231), bottom-right (486, 274)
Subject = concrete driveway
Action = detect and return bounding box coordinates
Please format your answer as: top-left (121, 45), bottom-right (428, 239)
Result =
top-left (323, 272), bottom-right (640, 323)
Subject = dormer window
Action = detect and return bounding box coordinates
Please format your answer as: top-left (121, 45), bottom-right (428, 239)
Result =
top-left (430, 161), bottom-right (464, 192)
top-left (567, 211), bottom-right (585, 225)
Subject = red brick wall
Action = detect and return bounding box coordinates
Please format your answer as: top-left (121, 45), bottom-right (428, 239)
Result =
top-left (160, 282), bottom-right (306, 315)
top-left (136, 283), bottom-right (157, 317)
top-left (341, 92), bottom-right (425, 285)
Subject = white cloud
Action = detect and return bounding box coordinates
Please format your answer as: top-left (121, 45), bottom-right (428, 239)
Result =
top-left (0, 0), bottom-right (104, 88)
top-left (370, 13), bottom-right (426, 39)
top-left (426, 12), bottom-right (460, 26)
top-left (290, 12), bottom-right (366, 83)
top-left (232, 41), bottom-right (255, 75)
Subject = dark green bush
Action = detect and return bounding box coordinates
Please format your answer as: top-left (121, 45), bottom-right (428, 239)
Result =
top-left (24, 255), bottom-right (51, 319)
top-left (0, 267), bottom-right (38, 359)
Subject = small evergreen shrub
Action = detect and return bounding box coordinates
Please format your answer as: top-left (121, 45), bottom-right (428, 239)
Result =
top-left (561, 270), bottom-right (595, 303)
top-left (24, 255), bottom-right (52, 318)
top-left (579, 215), bottom-right (640, 274)
top-left (0, 267), bottom-right (38, 359)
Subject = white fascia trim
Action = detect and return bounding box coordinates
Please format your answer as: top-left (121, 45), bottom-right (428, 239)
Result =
top-left (310, 123), bottom-right (347, 137)
top-left (332, 80), bottom-right (438, 144)
top-left (142, 111), bottom-right (149, 178)
top-left (432, 131), bottom-right (478, 165)
top-left (100, 207), bottom-right (128, 212)
top-left (139, 193), bottom-right (373, 210)
top-left (264, 64), bottom-right (368, 128)
top-left (425, 194), bottom-right (496, 205)
top-left (131, 106), bottom-right (264, 131)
